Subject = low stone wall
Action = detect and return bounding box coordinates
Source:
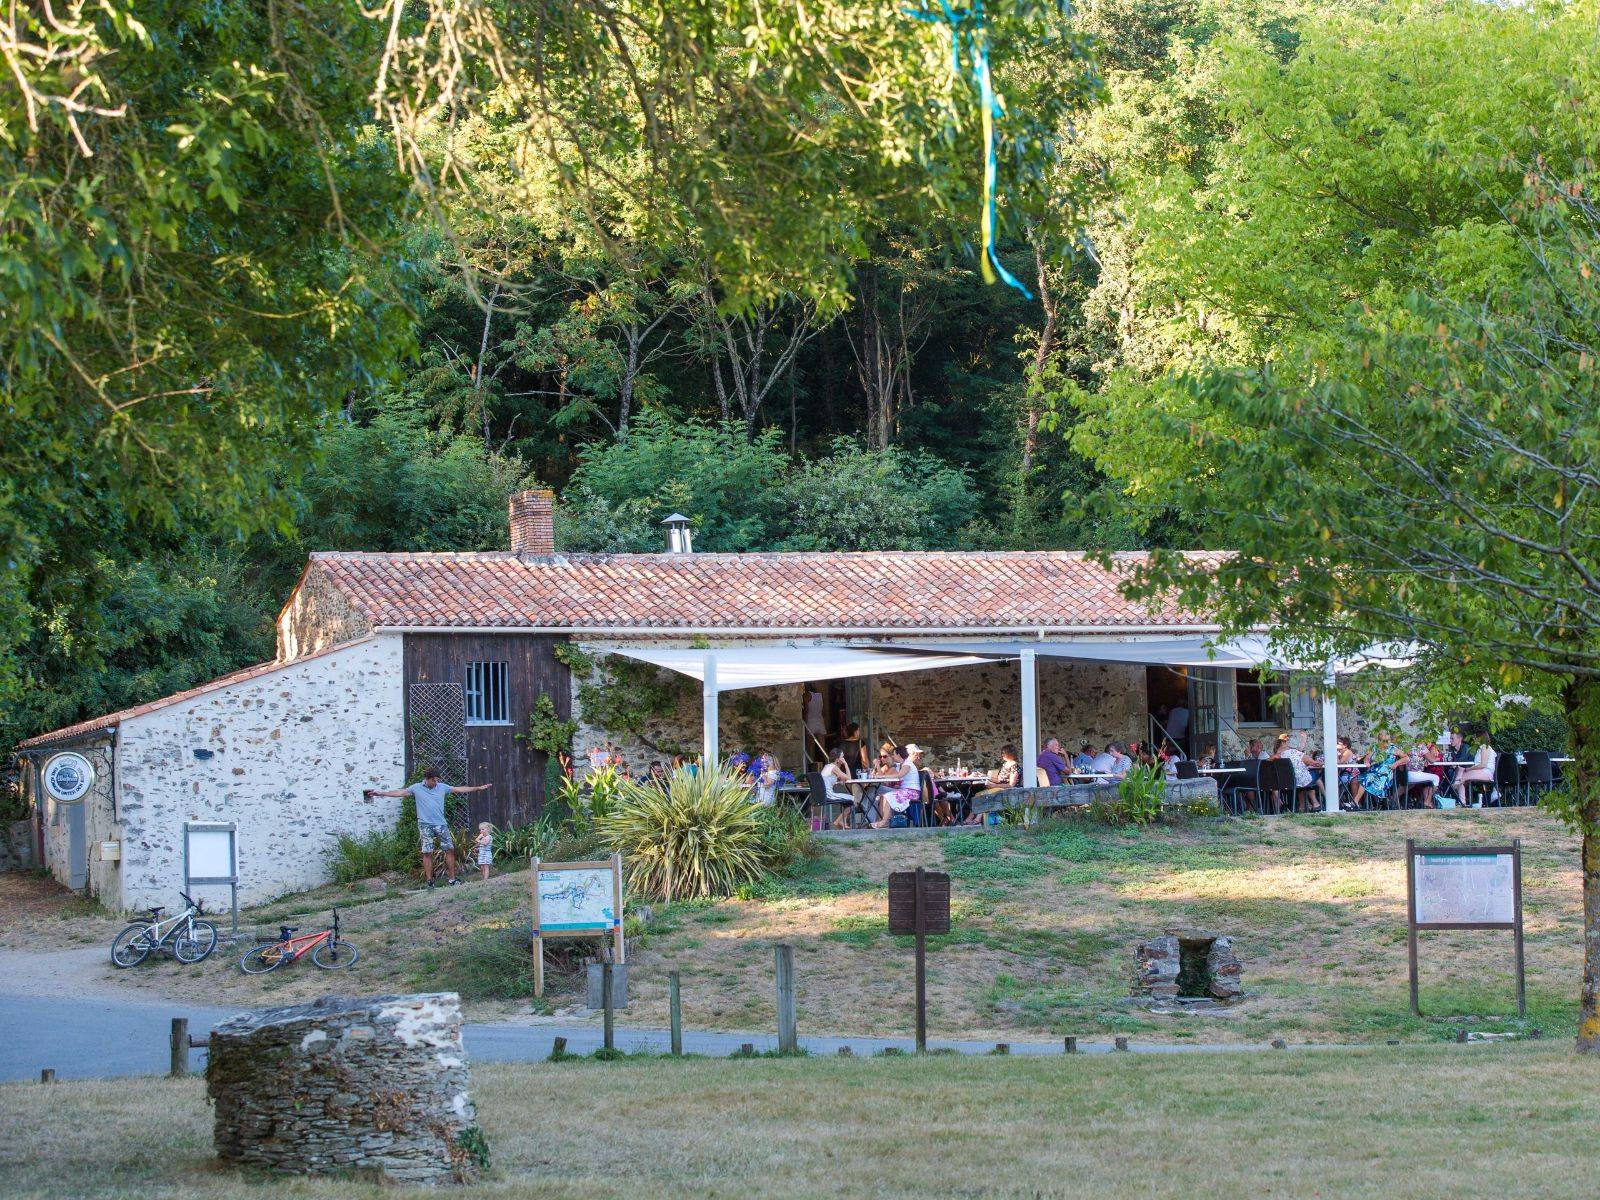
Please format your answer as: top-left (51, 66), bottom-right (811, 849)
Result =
top-left (205, 993), bottom-right (485, 1185)
top-left (969, 774), bottom-right (1218, 816)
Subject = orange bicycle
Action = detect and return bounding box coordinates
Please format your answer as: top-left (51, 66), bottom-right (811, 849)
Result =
top-left (238, 907), bottom-right (359, 974)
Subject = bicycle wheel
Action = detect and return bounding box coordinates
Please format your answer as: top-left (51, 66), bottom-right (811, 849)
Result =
top-left (311, 939), bottom-right (359, 970)
top-left (173, 920), bottom-right (218, 964)
top-left (238, 942), bottom-right (290, 974)
top-left (110, 924), bottom-right (154, 968)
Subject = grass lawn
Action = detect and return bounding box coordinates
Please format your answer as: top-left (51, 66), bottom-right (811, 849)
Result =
top-left (5, 807), bottom-right (1585, 1043)
top-left (3, 1044), bottom-right (1599, 1198)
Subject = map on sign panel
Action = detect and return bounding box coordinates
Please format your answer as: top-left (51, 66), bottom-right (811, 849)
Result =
top-left (1414, 852), bottom-right (1515, 925)
top-left (538, 867), bottom-right (615, 930)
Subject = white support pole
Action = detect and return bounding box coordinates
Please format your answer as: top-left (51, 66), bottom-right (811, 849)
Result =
top-left (1321, 663), bottom-right (1340, 813)
top-left (702, 653), bottom-right (719, 770)
top-left (1020, 648), bottom-right (1039, 791)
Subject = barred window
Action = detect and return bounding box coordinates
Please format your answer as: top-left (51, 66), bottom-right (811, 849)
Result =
top-left (464, 661), bottom-right (510, 725)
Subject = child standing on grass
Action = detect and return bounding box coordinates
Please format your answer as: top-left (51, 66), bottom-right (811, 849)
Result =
top-left (474, 821), bottom-right (495, 881)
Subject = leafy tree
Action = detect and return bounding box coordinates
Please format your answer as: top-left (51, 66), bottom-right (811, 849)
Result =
top-left (372, 0), bottom-right (1102, 312)
top-left (557, 412), bottom-right (789, 552)
top-left (261, 401), bottom-right (539, 578)
top-left (1, 543), bottom-right (276, 753)
top-left (778, 441), bottom-right (978, 551)
top-left (1067, 1), bottom-right (1600, 1051)
top-left (1, 1), bottom-right (413, 706)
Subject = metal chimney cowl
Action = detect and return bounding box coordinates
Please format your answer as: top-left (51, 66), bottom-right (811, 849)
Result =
top-left (662, 513), bottom-right (694, 554)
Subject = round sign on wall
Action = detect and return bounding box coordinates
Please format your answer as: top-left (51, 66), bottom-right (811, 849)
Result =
top-left (42, 752), bottom-right (95, 803)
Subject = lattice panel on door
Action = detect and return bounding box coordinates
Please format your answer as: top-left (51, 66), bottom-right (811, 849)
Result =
top-left (408, 683), bottom-right (468, 780)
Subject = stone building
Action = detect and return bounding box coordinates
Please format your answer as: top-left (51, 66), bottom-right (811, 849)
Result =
top-left (15, 490), bottom-right (1367, 911)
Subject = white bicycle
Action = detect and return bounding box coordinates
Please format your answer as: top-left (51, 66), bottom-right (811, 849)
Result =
top-left (110, 892), bottom-right (218, 967)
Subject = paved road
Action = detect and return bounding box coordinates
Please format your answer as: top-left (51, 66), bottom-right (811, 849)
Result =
top-left (0, 987), bottom-right (1305, 1083)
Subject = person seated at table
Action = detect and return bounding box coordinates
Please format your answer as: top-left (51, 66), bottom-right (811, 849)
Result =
top-left (873, 741), bottom-right (897, 775)
top-left (1244, 737), bottom-right (1268, 761)
top-left (815, 748), bottom-right (858, 828)
top-left (1157, 742), bottom-right (1180, 779)
top-left (1274, 731), bottom-right (1318, 812)
top-left (981, 745), bottom-right (1022, 792)
top-left (1405, 742), bottom-right (1443, 808)
top-left (1346, 735), bottom-right (1397, 810)
top-left (873, 744), bottom-right (925, 828)
top-left (752, 752), bottom-right (780, 806)
top-left (1074, 744), bottom-right (1098, 773)
top-left (646, 760), bottom-right (670, 790)
top-left (1452, 732), bottom-right (1497, 807)
top-left (1089, 742), bottom-right (1131, 784)
top-left (1038, 737), bottom-right (1069, 786)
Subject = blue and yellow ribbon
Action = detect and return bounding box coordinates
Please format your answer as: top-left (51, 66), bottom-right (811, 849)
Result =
top-left (906, 0), bottom-right (1033, 299)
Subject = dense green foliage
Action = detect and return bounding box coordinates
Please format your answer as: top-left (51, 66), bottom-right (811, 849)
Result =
top-left (1, 0), bottom-right (414, 709)
top-left (1050, 0), bottom-right (1600, 1049)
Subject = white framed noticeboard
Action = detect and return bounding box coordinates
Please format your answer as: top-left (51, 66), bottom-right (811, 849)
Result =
top-left (184, 821), bottom-right (239, 938)
top-left (1405, 838), bottom-right (1524, 1017)
top-left (530, 853), bottom-right (624, 997)
top-left (1412, 850), bottom-right (1516, 927)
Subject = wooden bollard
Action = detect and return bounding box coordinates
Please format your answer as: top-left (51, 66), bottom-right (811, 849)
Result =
top-left (602, 962), bottom-right (615, 1053)
top-left (1114, 1036), bottom-right (1129, 1052)
top-left (838, 1046), bottom-right (854, 1057)
top-left (668, 970), bottom-right (683, 1056)
top-left (38, 1068), bottom-right (55, 1084)
top-left (1064, 1036), bottom-right (1077, 1054)
top-left (550, 1036), bottom-right (568, 1061)
top-left (775, 945), bottom-right (797, 1055)
top-left (740, 1043), bottom-right (755, 1056)
top-left (170, 1017), bottom-right (189, 1078)
top-left (993, 1042), bottom-right (1010, 1055)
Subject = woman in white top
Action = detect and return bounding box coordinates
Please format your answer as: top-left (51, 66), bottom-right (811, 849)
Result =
top-left (821, 750), bottom-right (858, 829)
top-left (1452, 737), bottom-right (1496, 807)
top-left (873, 744), bottom-right (925, 828)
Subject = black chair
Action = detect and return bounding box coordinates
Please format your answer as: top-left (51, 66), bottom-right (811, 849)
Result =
top-left (1492, 753), bottom-right (1521, 808)
top-left (1175, 760), bottom-right (1199, 781)
top-left (1260, 758), bottom-right (1297, 815)
top-left (1231, 759), bottom-right (1266, 814)
top-left (806, 771), bottom-right (853, 828)
top-left (1521, 751), bottom-right (1554, 805)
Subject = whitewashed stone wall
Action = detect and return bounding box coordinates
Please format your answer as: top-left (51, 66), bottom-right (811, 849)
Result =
top-left (115, 635), bottom-right (406, 912)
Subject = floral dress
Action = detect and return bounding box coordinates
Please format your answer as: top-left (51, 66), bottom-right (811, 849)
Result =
top-left (1359, 748), bottom-right (1396, 796)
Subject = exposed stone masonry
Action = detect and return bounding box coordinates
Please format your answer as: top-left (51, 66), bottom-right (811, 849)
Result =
top-left (1132, 930), bottom-right (1244, 1005)
top-left (206, 993), bottom-right (485, 1185)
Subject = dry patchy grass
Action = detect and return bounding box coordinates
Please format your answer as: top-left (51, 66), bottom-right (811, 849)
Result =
top-left (7, 808), bottom-right (1585, 1042)
top-left (3, 1044), bottom-right (1600, 1199)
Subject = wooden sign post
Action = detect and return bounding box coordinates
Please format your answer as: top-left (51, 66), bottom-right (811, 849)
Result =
top-left (888, 867), bottom-right (951, 1052)
top-left (531, 852), bottom-right (625, 998)
top-left (1406, 838), bottom-right (1525, 1018)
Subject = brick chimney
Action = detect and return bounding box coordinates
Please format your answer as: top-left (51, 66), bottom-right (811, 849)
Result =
top-left (508, 488), bottom-right (555, 556)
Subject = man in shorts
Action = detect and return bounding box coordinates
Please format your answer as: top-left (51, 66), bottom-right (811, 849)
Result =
top-left (367, 768), bottom-right (491, 888)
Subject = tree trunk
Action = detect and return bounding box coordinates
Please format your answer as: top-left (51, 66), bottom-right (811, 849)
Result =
top-left (1568, 675), bottom-right (1600, 1052)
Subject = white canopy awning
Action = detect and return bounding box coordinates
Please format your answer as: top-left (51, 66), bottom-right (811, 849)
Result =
top-left (866, 634), bottom-right (1413, 674)
top-left (607, 644), bottom-right (1000, 693)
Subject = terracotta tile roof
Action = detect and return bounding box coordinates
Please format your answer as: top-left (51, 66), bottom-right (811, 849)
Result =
top-left (307, 550), bottom-right (1224, 632)
top-left (16, 639), bottom-right (369, 750)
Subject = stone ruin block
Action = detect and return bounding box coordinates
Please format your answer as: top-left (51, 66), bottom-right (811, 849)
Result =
top-left (1133, 933), bottom-right (1182, 998)
top-left (1132, 930), bottom-right (1244, 1005)
top-left (205, 993), bottom-right (486, 1185)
